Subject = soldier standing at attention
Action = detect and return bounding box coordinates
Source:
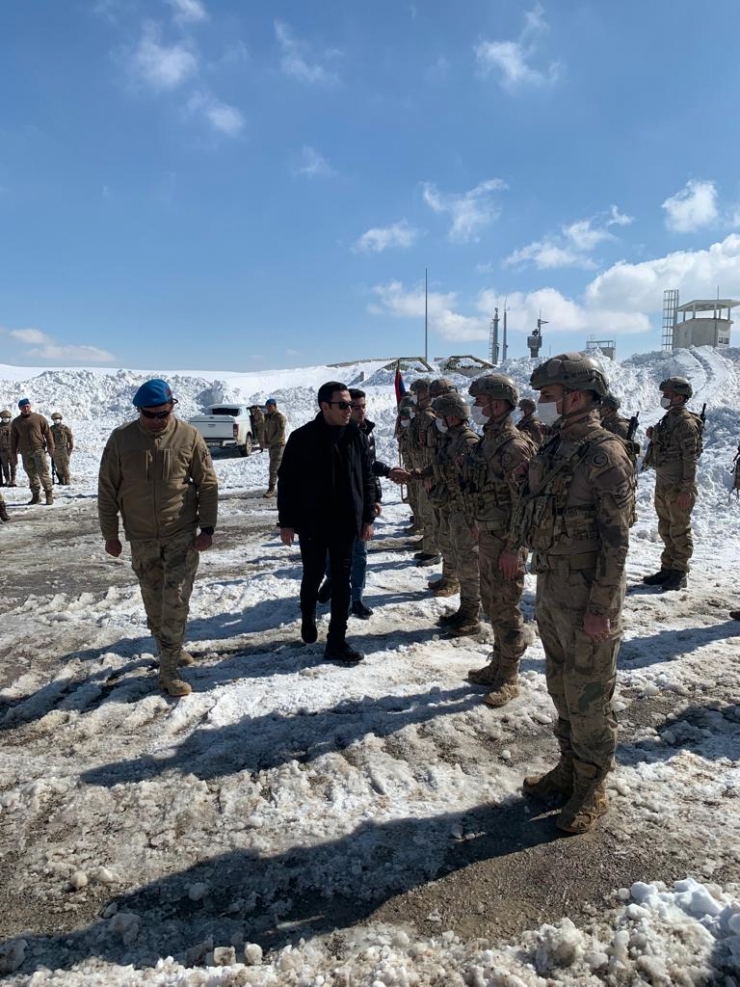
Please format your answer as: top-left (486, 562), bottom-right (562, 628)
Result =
top-left (407, 378), bottom-right (440, 566)
top-left (512, 353), bottom-right (634, 834)
top-left (599, 393), bottom-right (630, 439)
top-left (50, 412), bottom-right (74, 485)
top-left (422, 378), bottom-right (459, 593)
top-left (11, 398), bottom-right (54, 505)
top-left (641, 376), bottom-right (702, 592)
top-left (0, 409), bottom-right (17, 487)
top-left (395, 395), bottom-right (419, 530)
top-left (250, 405), bottom-right (266, 451)
top-left (516, 397), bottom-right (548, 448)
top-left (98, 379), bottom-right (218, 697)
top-left (465, 375), bottom-right (535, 705)
top-left (262, 398), bottom-right (287, 498)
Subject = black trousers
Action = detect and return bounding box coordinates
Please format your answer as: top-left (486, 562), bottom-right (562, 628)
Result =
top-left (299, 529), bottom-right (354, 644)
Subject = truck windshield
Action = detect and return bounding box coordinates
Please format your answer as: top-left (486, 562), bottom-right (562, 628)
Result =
top-left (211, 408), bottom-right (240, 416)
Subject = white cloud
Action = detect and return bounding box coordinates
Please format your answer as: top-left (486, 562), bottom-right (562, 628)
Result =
top-left (294, 146), bottom-right (336, 178)
top-left (274, 21), bottom-right (338, 86)
top-left (369, 281), bottom-right (488, 340)
top-left (505, 205), bottom-right (634, 269)
top-left (167, 0), bottom-right (208, 26)
top-left (422, 178), bottom-right (507, 243)
top-left (129, 21), bottom-right (198, 91)
top-left (353, 221), bottom-right (419, 253)
top-left (8, 328), bottom-right (115, 363)
top-left (662, 179), bottom-right (719, 233)
top-left (475, 4), bottom-right (561, 91)
top-left (188, 91), bottom-right (244, 136)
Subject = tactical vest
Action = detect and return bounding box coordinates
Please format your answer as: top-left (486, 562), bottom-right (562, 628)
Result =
top-left (517, 431), bottom-right (635, 554)
top-left (429, 424), bottom-right (479, 512)
top-left (51, 425), bottom-right (71, 456)
top-left (646, 409), bottom-right (704, 467)
top-left (468, 425), bottom-right (535, 527)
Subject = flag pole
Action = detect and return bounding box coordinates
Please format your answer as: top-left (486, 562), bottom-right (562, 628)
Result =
top-left (424, 267), bottom-right (428, 363)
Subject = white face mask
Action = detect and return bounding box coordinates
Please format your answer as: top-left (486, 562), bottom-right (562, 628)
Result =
top-left (660, 396), bottom-right (672, 409)
top-left (435, 418), bottom-right (449, 434)
top-left (411, 394), bottom-right (419, 405)
top-left (537, 400), bottom-right (561, 426)
top-left (400, 419), bottom-right (411, 428)
top-left (470, 405), bottom-right (490, 427)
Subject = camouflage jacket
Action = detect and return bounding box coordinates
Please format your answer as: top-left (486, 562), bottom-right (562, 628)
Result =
top-left (600, 411), bottom-right (630, 439)
top-left (263, 410), bottom-right (287, 448)
top-left (395, 416), bottom-right (413, 467)
top-left (427, 421), bottom-right (479, 515)
top-left (50, 423), bottom-right (74, 455)
top-left (464, 418), bottom-right (534, 546)
top-left (0, 423), bottom-right (11, 455)
top-left (514, 411), bottom-right (634, 616)
top-left (643, 406), bottom-right (702, 490)
top-left (517, 414), bottom-right (548, 448)
top-left (11, 412), bottom-right (54, 457)
top-left (409, 406), bottom-right (440, 470)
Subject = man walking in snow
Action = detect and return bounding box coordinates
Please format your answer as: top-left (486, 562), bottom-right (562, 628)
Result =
top-left (98, 378), bottom-right (218, 697)
top-left (11, 398), bottom-right (54, 505)
top-left (512, 353), bottom-right (634, 834)
top-left (278, 381), bottom-right (376, 662)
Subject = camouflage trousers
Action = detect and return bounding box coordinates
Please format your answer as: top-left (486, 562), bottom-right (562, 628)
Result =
top-left (0, 450), bottom-right (15, 485)
top-left (268, 444), bottom-right (284, 488)
top-left (535, 560), bottom-right (624, 774)
top-left (478, 530), bottom-right (528, 662)
top-left (21, 450), bottom-right (52, 494)
top-left (432, 504), bottom-right (456, 580)
top-left (53, 451), bottom-right (71, 484)
top-left (655, 481), bottom-right (695, 572)
top-left (416, 485), bottom-right (437, 554)
top-left (447, 510), bottom-right (480, 613)
top-left (130, 531), bottom-right (200, 658)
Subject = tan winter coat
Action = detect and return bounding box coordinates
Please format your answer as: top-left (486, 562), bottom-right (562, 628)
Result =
top-left (98, 417), bottom-right (218, 542)
top-left (11, 412), bottom-right (54, 458)
top-left (263, 410), bottom-right (287, 449)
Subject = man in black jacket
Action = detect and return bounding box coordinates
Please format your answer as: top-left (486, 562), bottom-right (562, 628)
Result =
top-left (278, 381), bottom-right (376, 662)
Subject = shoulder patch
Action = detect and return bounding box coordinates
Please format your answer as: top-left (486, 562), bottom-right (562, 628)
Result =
top-left (591, 451), bottom-right (609, 468)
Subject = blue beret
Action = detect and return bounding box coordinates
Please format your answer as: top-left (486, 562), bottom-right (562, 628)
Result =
top-left (265, 397), bottom-right (277, 406)
top-left (18, 398), bottom-right (30, 407)
top-left (132, 379), bottom-right (173, 408)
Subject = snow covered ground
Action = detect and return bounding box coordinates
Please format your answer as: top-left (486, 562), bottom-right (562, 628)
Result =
top-left (0, 347), bottom-right (739, 985)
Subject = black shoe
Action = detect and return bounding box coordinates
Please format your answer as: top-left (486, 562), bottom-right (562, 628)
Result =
top-left (351, 600), bottom-right (374, 619)
top-left (317, 579), bottom-right (332, 604)
top-left (324, 641), bottom-right (364, 663)
top-left (661, 570), bottom-right (688, 592)
top-left (642, 569), bottom-right (669, 586)
top-left (416, 553), bottom-right (442, 568)
top-left (301, 611), bottom-right (318, 644)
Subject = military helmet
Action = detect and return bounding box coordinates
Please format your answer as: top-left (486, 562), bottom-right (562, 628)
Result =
top-left (51, 411), bottom-right (63, 420)
top-left (518, 397), bottom-right (536, 414)
top-left (659, 376), bottom-right (693, 399)
top-left (0, 409), bottom-right (11, 418)
top-left (398, 395), bottom-right (415, 415)
top-left (530, 352), bottom-right (609, 397)
top-left (432, 393), bottom-right (469, 419)
top-left (429, 377), bottom-right (457, 399)
top-left (409, 377), bottom-right (431, 394)
top-left (468, 373), bottom-right (519, 407)
top-left (601, 393), bottom-right (621, 411)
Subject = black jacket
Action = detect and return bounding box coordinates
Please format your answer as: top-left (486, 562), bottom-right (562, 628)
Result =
top-left (278, 413), bottom-right (376, 536)
top-left (362, 418), bottom-right (392, 503)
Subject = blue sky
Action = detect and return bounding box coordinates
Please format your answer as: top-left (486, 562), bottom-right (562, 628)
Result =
top-left (2, 0), bottom-right (740, 370)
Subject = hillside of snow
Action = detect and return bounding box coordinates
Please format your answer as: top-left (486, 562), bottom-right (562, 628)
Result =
top-left (0, 346), bottom-right (739, 986)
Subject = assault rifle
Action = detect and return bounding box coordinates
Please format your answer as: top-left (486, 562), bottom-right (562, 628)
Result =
top-left (700, 403), bottom-right (707, 424)
top-left (50, 457), bottom-right (58, 485)
top-left (627, 411), bottom-right (639, 442)
top-left (731, 444), bottom-right (740, 501)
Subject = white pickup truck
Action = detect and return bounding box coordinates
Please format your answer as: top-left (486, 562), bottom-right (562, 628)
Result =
top-left (188, 404), bottom-right (255, 457)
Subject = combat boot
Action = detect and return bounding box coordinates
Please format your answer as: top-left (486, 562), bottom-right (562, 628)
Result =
top-left (729, 610), bottom-right (740, 621)
top-left (483, 660), bottom-right (520, 707)
top-left (263, 486), bottom-right (276, 499)
top-left (445, 612), bottom-right (481, 637)
top-left (642, 569), bottom-right (669, 585)
top-left (158, 650), bottom-right (192, 697)
top-left (438, 608), bottom-right (462, 627)
top-left (555, 762), bottom-right (608, 834)
top-left (416, 553), bottom-right (442, 568)
top-left (44, 490), bottom-right (54, 505)
top-left (178, 649), bottom-right (196, 666)
top-left (468, 651), bottom-right (500, 685)
top-left (28, 490), bottom-right (41, 505)
top-left (431, 578), bottom-right (460, 598)
top-left (661, 569), bottom-right (687, 592)
top-left (0, 501), bottom-right (9, 522)
top-left (523, 749), bottom-right (575, 801)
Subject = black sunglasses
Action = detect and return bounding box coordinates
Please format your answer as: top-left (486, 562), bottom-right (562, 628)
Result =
top-left (328, 400), bottom-right (352, 410)
top-left (140, 407), bottom-right (173, 420)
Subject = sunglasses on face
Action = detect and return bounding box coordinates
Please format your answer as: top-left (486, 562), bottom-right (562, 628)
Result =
top-left (140, 408), bottom-right (172, 420)
top-left (329, 400), bottom-right (352, 411)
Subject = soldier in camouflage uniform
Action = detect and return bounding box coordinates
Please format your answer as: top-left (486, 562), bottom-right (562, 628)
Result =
top-left (0, 409), bottom-right (17, 486)
top-left (11, 398), bottom-right (55, 505)
top-left (516, 397), bottom-right (548, 448)
top-left (407, 378), bottom-right (441, 566)
top-left (464, 375), bottom-right (535, 703)
top-left (98, 379), bottom-right (218, 698)
top-left (250, 405), bottom-right (266, 450)
top-left (425, 392), bottom-right (481, 634)
top-left (641, 376), bottom-right (702, 592)
top-left (263, 398), bottom-right (287, 498)
top-left (422, 378), bottom-right (460, 592)
top-left (599, 393), bottom-right (630, 439)
top-left (512, 353), bottom-right (634, 834)
top-left (395, 395), bottom-right (420, 530)
top-left (50, 412), bottom-right (74, 485)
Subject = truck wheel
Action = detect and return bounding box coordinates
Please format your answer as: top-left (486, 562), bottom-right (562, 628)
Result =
top-left (239, 434), bottom-right (253, 457)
